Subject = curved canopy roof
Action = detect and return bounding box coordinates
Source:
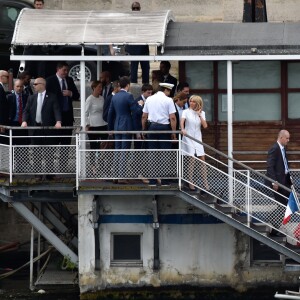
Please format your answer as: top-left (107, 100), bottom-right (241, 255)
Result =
top-left (11, 9), bottom-right (174, 50)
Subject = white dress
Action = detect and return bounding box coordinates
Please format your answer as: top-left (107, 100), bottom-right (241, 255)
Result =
top-left (181, 109), bottom-right (206, 156)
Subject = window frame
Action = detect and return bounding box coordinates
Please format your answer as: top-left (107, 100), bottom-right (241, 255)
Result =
top-left (110, 232), bottom-right (143, 267)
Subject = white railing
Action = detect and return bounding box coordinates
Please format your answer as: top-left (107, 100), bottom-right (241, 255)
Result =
top-left (2, 126), bottom-right (300, 245)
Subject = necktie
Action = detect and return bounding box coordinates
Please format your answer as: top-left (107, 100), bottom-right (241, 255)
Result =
top-left (282, 148), bottom-right (289, 174)
top-left (61, 79), bottom-right (69, 111)
top-left (18, 94), bottom-right (23, 124)
top-left (103, 86), bottom-right (107, 99)
top-left (36, 93), bottom-right (43, 123)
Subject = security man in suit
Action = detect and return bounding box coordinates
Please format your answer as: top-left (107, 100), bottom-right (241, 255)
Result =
top-left (46, 62), bottom-right (79, 172)
top-left (159, 61), bottom-right (178, 97)
top-left (266, 129), bottom-right (292, 235)
top-left (7, 79), bottom-right (28, 146)
top-left (21, 77), bottom-right (61, 178)
top-left (46, 62), bottom-right (80, 145)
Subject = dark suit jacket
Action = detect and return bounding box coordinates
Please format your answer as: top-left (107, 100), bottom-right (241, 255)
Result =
top-left (103, 93), bottom-right (113, 123)
top-left (266, 142), bottom-right (291, 188)
top-left (102, 84), bottom-right (113, 100)
top-left (46, 75), bottom-right (80, 126)
top-left (7, 92), bottom-right (28, 125)
top-left (174, 103), bottom-right (180, 131)
top-left (132, 95), bottom-right (144, 131)
top-left (24, 85), bottom-right (33, 97)
top-left (0, 84), bottom-right (9, 125)
top-left (22, 91), bottom-right (61, 126)
top-left (164, 74), bottom-right (178, 97)
top-left (107, 90), bottom-right (135, 131)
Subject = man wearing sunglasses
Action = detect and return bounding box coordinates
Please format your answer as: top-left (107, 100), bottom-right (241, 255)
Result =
top-left (125, 2), bottom-right (150, 84)
top-left (21, 78), bottom-right (61, 179)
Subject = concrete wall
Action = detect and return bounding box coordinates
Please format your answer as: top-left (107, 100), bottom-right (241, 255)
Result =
top-left (0, 202), bottom-right (31, 245)
top-left (39, 0), bottom-right (300, 23)
top-left (78, 194), bottom-right (294, 294)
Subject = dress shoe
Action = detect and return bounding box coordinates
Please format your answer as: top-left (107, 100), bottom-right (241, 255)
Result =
top-left (270, 230), bottom-right (285, 237)
top-left (138, 175), bottom-right (149, 184)
top-left (117, 179), bottom-right (129, 184)
top-left (188, 184), bottom-right (196, 191)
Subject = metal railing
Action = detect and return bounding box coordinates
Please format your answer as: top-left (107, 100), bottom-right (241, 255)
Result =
top-left (2, 126), bottom-right (300, 245)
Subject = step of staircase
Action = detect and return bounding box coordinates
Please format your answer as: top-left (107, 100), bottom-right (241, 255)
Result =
top-left (214, 203), bottom-right (236, 215)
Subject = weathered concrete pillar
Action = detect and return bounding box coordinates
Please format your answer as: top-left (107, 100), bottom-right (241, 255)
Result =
top-left (78, 194), bottom-right (97, 291)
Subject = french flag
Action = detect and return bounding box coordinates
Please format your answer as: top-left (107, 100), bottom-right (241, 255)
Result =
top-left (283, 191), bottom-right (299, 225)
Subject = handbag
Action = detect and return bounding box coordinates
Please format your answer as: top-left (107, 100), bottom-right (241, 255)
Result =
top-left (100, 137), bottom-right (114, 150)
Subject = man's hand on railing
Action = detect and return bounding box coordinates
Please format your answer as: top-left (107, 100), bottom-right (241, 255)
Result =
top-left (55, 121), bottom-right (62, 129)
top-left (181, 129), bottom-right (187, 136)
top-left (21, 121), bottom-right (27, 128)
top-left (272, 181), bottom-right (279, 191)
top-left (171, 133), bottom-right (177, 141)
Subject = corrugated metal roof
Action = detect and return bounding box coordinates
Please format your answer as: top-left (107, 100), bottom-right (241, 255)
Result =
top-left (163, 22), bottom-right (300, 56)
top-left (11, 9), bottom-right (174, 47)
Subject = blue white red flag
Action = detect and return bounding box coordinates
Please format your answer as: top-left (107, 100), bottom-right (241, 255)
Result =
top-left (283, 191), bottom-right (299, 225)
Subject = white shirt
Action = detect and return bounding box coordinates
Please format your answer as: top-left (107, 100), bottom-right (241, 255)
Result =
top-left (85, 94), bottom-right (107, 127)
top-left (277, 141), bottom-right (289, 173)
top-left (56, 75), bottom-right (68, 90)
top-left (143, 91), bottom-right (176, 124)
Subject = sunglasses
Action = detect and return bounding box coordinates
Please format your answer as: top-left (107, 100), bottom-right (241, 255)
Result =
top-left (132, 6), bottom-right (140, 10)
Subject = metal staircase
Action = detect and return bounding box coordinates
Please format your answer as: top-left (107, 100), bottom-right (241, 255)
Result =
top-left (176, 136), bottom-right (300, 264)
top-left (1, 130), bottom-right (300, 267)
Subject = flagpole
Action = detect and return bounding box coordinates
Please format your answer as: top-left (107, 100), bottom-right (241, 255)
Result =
top-left (289, 175), bottom-right (300, 208)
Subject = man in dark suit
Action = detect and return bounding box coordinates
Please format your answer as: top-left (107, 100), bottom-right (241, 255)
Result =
top-left (7, 79), bottom-right (28, 146)
top-left (108, 76), bottom-right (136, 183)
top-left (177, 82), bottom-right (190, 108)
top-left (125, 2), bottom-right (150, 84)
top-left (100, 71), bottom-right (113, 101)
top-left (46, 62), bottom-right (79, 171)
top-left (46, 62), bottom-right (79, 141)
top-left (0, 70), bottom-right (10, 144)
top-left (132, 84), bottom-right (153, 149)
top-left (266, 129), bottom-right (292, 234)
top-left (160, 61), bottom-right (178, 97)
top-left (103, 80), bottom-right (120, 123)
top-left (21, 77), bottom-right (61, 178)
top-left (18, 71), bottom-right (33, 97)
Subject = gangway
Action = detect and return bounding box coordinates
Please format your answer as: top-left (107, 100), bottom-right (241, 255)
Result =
top-left (0, 127), bottom-right (300, 284)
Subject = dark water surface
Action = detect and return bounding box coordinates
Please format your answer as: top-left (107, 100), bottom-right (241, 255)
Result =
top-left (0, 278), bottom-right (292, 300)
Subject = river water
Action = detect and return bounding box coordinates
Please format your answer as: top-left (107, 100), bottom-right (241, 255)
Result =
top-left (0, 253), bottom-right (293, 300)
top-left (0, 278), bottom-right (290, 300)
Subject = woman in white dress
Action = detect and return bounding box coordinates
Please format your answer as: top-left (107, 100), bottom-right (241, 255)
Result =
top-left (180, 95), bottom-right (208, 191)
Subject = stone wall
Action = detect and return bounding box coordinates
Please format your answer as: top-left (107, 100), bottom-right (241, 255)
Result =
top-left (39, 0), bottom-right (300, 22)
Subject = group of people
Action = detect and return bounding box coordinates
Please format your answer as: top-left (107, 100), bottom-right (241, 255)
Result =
top-left (0, 61), bottom-right (79, 179)
top-left (84, 61), bottom-right (209, 188)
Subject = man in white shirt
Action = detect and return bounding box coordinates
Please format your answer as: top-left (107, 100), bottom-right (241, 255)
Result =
top-left (142, 82), bottom-right (177, 186)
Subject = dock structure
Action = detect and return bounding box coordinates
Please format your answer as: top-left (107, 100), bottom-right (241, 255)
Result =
top-left (0, 128), bottom-right (300, 295)
top-left (5, 8), bottom-right (300, 296)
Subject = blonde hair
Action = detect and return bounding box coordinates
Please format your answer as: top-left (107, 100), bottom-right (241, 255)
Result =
top-left (189, 95), bottom-right (203, 111)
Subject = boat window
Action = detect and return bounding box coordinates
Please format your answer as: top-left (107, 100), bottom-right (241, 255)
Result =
top-left (111, 233), bottom-right (142, 266)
